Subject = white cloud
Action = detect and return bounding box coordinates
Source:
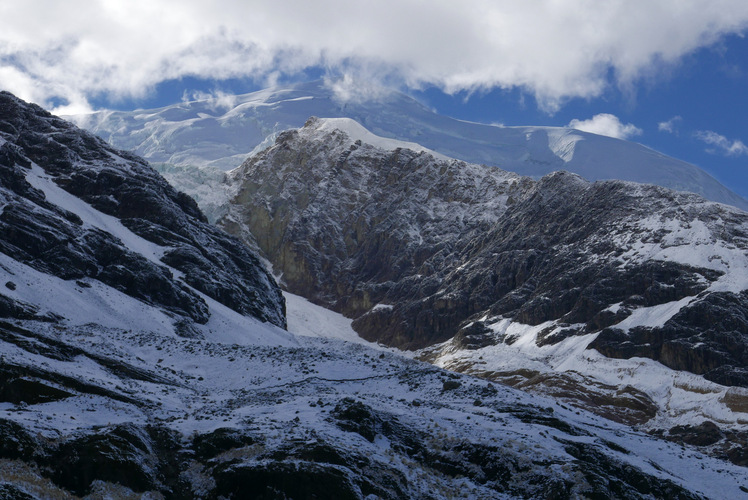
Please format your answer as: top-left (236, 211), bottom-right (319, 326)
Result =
top-left (181, 89), bottom-right (238, 111)
top-left (658, 116), bottom-right (683, 134)
top-left (1, 0), bottom-right (748, 111)
top-left (567, 114), bottom-right (643, 140)
top-left (323, 73), bottom-right (395, 104)
top-left (695, 130), bottom-right (748, 156)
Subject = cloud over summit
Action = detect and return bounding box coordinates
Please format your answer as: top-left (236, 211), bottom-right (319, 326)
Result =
top-left (568, 114), bottom-right (643, 140)
top-left (2, 0), bottom-right (748, 113)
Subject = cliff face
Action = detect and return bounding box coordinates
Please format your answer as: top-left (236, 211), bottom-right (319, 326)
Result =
top-left (220, 118), bottom-right (748, 459)
top-left (221, 118), bottom-right (528, 343)
top-left (221, 118), bottom-right (747, 381)
top-left (0, 91), bottom-right (286, 331)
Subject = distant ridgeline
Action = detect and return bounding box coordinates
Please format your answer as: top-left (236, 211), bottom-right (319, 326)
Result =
top-left (69, 80), bottom-right (748, 216)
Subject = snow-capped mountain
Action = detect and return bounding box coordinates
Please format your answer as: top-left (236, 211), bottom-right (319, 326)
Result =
top-left (220, 117), bottom-right (748, 468)
top-left (68, 80), bottom-right (748, 217)
top-left (7, 93), bottom-right (747, 498)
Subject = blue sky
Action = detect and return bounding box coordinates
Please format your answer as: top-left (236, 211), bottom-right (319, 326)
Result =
top-left (412, 35), bottom-right (748, 199)
top-left (1, 1), bottom-right (747, 199)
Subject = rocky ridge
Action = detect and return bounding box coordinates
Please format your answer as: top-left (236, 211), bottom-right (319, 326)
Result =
top-left (220, 117), bottom-right (748, 463)
top-left (0, 90), bottom-right (285, 332)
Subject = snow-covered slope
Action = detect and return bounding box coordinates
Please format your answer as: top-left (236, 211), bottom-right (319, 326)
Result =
top-left (221, 118), bottom-right (748, 468)
top-left (68, 80), bottom-right (748, 213)
top-left (0, 91), bottom-right (286, 334)
top-left (4, 93), bottom-right (748, 498)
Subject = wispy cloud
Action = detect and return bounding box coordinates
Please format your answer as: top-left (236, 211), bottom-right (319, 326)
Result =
top-left (695, 130), bottom-right (748, 156)
top-left (658, 116), bottom-right (682, 134)
top-left (181, 89), bottom-right (238, 111)
top-left (2, 1), bottom-right (748, 113)
top-left (568, 114), bottom-right (642, 140)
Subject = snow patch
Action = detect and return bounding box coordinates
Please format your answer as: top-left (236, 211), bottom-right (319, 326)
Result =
top-left (284, 292), bottom-right (383, 348)
top-left (428, 314), bottom-right (748, 432)
top-left (612, 296), bottom-right (695, 331)
top-left (25, 164), bottom-right (170, 267)
top-left (313, 118), bottom-right (451, 161)
top-left (547, 128), bottom-right (584, 163)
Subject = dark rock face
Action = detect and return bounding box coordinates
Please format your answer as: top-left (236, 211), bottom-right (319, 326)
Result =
top-left (220, 119), bottom-right (747, 391)
top-left (652, 420), bottom-right (748, 467)
top-left (0, 413), bottom-right (701, 500)
top-left (51, 424), bottom-right (158, 496)
top-left (0, 91), bottom-right (285, 329)
top-left (591, 290), bottom-right (748, 386)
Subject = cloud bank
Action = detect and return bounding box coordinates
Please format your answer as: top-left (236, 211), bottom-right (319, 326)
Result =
top-left (568, 114), bottom-right (643, 140)
top-left (2, 0), bottom-right (748, 113)
top-left (695, 130), bottom-right (748, 156)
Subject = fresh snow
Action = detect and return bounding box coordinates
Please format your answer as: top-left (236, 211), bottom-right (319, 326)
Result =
top-left (284, 291), bottom-right (383, 348)
top-left (612, 296), bottom-right (695, 330)
top-left (280, 288), bottom-right (748, 448)
top-left (427, 313), bottom-right (748, 433)
top-left (618, 213), bottom-right (748, 294)
top-left (21, 163), bottom-right (294, 347)
top-left (25, 164), bottom-right (170, 267)
top-left (312, 117), bottom-right (451, 161)
top-left (3, 312), bottom-right (748, 498)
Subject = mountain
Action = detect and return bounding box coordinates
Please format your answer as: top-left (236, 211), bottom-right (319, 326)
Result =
top-left (219, 117), bottom-right (748, 467)
top-left (6, 94), bottom-right (745, 498)
top-left (68, 80), bottom-right (748, 218)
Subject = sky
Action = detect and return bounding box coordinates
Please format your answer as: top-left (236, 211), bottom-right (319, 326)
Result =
top-left (1, 0), bottom-right (747, 199)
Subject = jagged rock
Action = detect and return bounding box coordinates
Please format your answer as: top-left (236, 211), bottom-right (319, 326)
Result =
top-left (212, 462), bottom-right (363, 500)
top-left (450, 321), bottom-right (499, 350)
top-left (0, 369), bottom-right (72, 405)
top-left (192, 427), bottom-right (257, 460)
top-left (560, 439), bottom-right (703, 499)
top-left (220, 119), bottom-right (746, 386)
top-left (0, 484), bottom-right (36, 500)
top-left (0, 91), bottom-right (285, 329)
top-left (667, 421), bottom-right (724, 447)
top-left (0, 419), bottom-right (38, 461)
top-left (590, 290), bottom-right (748, 387)
top-left (50, 424), bottom-right (157, 496)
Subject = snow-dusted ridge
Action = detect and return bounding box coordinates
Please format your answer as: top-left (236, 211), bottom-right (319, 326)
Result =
top-left (309, 116), bottom-right (451, 162)
top-left (424, 313), bottom-right (748, 433)
top-left (21, 162), bottom-right (294, 346)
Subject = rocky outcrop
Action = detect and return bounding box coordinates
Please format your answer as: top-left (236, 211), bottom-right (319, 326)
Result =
top-left (0, 91), bottom-right (285, 329)
top-left (220, 119), bottom-right (747, 386)
top-left (591, 290), bottom-right (748, 386)
top-left (0, 394), bottom-right (707, 499)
